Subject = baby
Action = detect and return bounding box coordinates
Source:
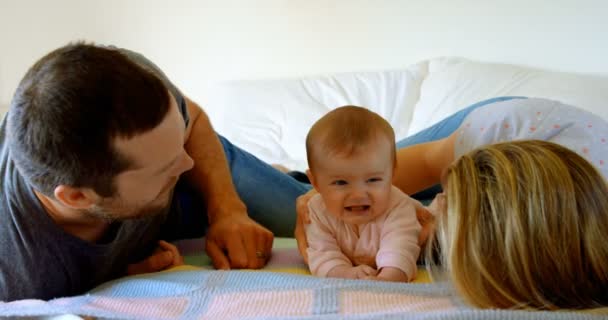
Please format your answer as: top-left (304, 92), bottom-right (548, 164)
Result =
top-left (304, 106), bottom-right (421, 282)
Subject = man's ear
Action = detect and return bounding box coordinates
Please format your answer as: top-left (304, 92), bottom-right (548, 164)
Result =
top-left (53, 185), bottom-right (100, 210)
top-left (306, 169), bottom-right (318, 190)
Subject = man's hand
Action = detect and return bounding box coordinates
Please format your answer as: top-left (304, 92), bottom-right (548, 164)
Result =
top-left (294, 188), bottom-right (317, 264)
top-left (181, 98), bottom-right (273, 269)
top-left (205, 213), bottom-right (274, 270)
top-left (127, 240), bottom-right (184, 275)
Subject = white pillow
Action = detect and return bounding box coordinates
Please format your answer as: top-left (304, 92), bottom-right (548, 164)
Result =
top-left (207, 64), bottom-right (428, 171)
top-left (407, 57), bottom-right (608, 136)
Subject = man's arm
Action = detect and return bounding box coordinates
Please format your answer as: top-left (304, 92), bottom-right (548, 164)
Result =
top-left (182, 97), bottom-right (245, 221)
top-left (181, 97), bottom-right (273, 270)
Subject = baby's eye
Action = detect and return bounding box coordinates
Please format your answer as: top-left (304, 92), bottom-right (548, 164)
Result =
top-left (331, 180), bottom-right (348, 186)
top-left (367, 177), bottom-right (382, 183)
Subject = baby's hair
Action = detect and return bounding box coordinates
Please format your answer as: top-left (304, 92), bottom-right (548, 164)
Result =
top-left (436, 140), bottom-right (608, 309)
top-left (306, 106), bottom-right (396, 170)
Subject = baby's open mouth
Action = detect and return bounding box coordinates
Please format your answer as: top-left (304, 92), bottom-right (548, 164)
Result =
top-left (345, 205), bottom-right (371, 212)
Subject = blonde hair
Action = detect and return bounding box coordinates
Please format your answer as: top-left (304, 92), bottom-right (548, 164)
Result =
top-left (437, 140), bottom-right (608, 309)
top-left (306, 106), bottom-right (396, 170)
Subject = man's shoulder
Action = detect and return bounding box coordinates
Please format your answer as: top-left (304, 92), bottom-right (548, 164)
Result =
top-left (0, 140), bottom-right (37, 221)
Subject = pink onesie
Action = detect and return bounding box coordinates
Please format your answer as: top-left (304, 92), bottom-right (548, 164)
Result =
top-left (305, 186), bottom-right (421, 280)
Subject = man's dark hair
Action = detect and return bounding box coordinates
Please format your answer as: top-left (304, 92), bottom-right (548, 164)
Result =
top-left (7, 43), bottom-right (171, 197)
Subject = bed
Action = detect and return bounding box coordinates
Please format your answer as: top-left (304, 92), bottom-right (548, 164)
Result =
top-left (1, 57), bottom-right (608, 319)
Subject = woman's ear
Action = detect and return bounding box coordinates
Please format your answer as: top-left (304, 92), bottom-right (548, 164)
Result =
top-left (53, 185), bottom-right (100, 210)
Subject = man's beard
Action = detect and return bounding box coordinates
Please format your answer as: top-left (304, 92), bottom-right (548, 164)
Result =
top-left (83, 191), bottom-right (173, 223)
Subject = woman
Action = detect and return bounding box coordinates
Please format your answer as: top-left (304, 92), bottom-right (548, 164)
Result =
top-left (295, 97), bottom-right (608, 309)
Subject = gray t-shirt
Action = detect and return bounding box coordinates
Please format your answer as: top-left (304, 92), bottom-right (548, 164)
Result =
top-left (0, 48), bottom-right (190, 301)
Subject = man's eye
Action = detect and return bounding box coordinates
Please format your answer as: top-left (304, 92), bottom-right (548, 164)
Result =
top-left (367, 177), bottom-right (382, 183)
top-left (332, 180), bottom-right (347, 186)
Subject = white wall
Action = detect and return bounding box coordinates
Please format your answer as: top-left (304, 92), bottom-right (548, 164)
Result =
top-left (1, 0), bottom-right (607, 118)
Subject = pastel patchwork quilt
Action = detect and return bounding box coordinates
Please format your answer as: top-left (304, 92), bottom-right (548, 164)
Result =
top-left (0, 238), bottom-right (605, 319)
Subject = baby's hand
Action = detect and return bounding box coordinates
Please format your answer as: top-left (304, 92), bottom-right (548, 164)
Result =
top-left (327, 264), bottom-right (378, 279)
top-left (375, 267), bottom-right (409, 282)
top-left (352, 264), bottom-right (378, 279)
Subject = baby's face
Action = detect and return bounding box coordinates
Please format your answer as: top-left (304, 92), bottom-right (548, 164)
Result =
top-left (310, 138), bottom-right (394, 225)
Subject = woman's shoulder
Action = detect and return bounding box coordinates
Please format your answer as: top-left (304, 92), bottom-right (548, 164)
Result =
top-left (456, 97), bottom-right (608, 178)
top-left (456, 98), bottom-right (604, 148)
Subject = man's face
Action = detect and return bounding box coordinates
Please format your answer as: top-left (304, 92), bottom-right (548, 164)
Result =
top-left (86, 95), bottom-right (194, 221)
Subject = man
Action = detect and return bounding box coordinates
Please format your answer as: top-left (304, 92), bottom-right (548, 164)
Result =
top-left (0, 43), bottom-right (309, 301)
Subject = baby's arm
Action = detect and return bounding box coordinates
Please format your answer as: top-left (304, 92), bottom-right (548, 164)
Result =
top-left (306, 200), bottom-right (359, 278)
top-left (373, 196), bottom-right (422, 282)
top-left (373, 266), bottom-right (408, 282)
